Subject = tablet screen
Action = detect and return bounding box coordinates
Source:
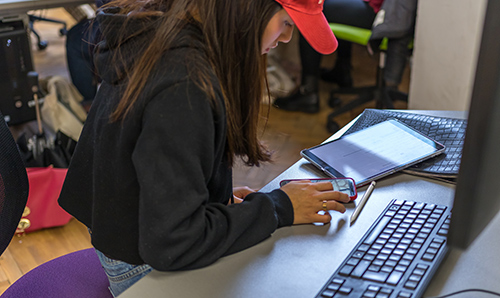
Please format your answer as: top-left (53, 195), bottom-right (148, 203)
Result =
top-left (301, 119), bottom-right (445, 186)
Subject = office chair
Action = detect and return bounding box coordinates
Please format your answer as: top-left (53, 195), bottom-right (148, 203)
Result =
top-left (28, 13), bottom-right (68, 50)
top-left (0, 110), bottom-right (112, 298)
top-left (326, 23), bottom-right (411, 133)
top-left (0, 110), bottom-right (30, 257)
top-left (28, 5), bottom-right (95, 51)
top-left (0, 248), bottom-right (112, 298)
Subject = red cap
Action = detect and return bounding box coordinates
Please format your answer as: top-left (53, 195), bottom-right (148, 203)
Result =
top-left (275, 0), bottom-right (338, 55)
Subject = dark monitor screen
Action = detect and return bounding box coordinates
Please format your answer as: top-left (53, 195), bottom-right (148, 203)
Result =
top-left (448, 0), bottom-right (500, 249)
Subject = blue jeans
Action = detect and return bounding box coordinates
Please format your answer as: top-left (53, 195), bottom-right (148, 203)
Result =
top-left (95, 249), bottom-right (153, 297)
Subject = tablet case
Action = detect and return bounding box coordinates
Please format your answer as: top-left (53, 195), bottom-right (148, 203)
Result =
top-left (342, 109), bottom-right (466, 182)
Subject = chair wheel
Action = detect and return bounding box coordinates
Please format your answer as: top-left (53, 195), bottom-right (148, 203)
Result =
top-left (59, 28), bottom-right (67, 36)
top-left (37, 40), bottom-right (48, 50)
top-left (328, 95), bottom-right (342, 108)
top-left (326, 115), bottom-right (340, 134)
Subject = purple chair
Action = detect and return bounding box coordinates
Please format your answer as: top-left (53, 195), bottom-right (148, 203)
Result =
top-left (1, 248), bottom-right (112, 298)
top-left (0, 110), bottom-right (112, 298)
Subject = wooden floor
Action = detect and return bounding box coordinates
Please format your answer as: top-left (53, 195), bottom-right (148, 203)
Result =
top-left (0, 8), bottom-right (408, 294)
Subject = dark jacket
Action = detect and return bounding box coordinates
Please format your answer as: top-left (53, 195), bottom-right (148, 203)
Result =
top-left (370, 0), bottom-right (418, 42)
top-left (58, 9), bottom-right (294, 271)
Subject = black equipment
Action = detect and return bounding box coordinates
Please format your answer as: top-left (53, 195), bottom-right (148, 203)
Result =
top-left (0, 15), bottom-right (36, 125)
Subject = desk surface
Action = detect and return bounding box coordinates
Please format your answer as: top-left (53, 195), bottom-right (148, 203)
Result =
top-left (121, 110), bottom-right (500, 298)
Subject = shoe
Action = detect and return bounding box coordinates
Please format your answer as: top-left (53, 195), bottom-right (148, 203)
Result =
top-left (321, 67), bottom-right (353, 88)
top-left (273, 88), bottom-right (320, 113)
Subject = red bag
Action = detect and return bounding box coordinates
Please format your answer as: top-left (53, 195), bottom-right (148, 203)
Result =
top-left (21, 167), bottom-right (72, 233)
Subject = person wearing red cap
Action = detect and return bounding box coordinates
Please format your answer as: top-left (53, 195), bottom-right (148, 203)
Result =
top-left (58, 0), bottom-right (347, 296)
top-left (273, 0), bottom-right (379, 113)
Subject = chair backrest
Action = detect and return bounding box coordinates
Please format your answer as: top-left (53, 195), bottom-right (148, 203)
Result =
top-left (0, 110), bottom-right (29, 255)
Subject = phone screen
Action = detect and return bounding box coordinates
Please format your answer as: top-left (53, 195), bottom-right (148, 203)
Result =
top-left (280, 178), bottom-right (357, 200)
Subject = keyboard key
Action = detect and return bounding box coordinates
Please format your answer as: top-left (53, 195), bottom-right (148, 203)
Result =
top-left (327, 283), bottom-right (340, 291)
top-left (367, 285), bottom-right (380, 292)
top-left (338, 286), bottom-right (352, 294)
top-left (380, 266), bottom-right (393, 273)
top-left (368, 265), bottom-right (382, 272)
top-left (408, 274), bottom-right (422, 282)
top-left (364, 216), bottom-right (392, 245)
top-left (347, 258), bottom-right (360, 266)
top-left (353, 251), bottom-right (365, 258)
top-left (416, 264), bottom-right (429, 271)
top-left (359, 244), bottom-right (370, 252)
top-left (339, 264), bottom-right (354, 276)
top-left (362, 290), bottom-right (377, 298)
top-left (363, 270), bottom-right (389, 283)
top-left (413, 268), bottom-right (426, 276)
top-left (387, 271), bottom-right (404, 286)
top-left (397, 291), bottom-right (413, 298)
top-left (422, 253), bottom-right (435, 262)
top-left (404, 280), bottom-right (418, 290)
top-left (351, 260), bottom-right (371, 278)
top-left (426, 247), bottom-right (438, 254)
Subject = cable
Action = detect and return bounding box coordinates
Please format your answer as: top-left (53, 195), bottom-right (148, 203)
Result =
top-left (427, 288), bottom-right (500, 298)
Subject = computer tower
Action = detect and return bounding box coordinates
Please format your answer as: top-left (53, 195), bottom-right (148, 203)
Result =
top-left (0, 15), bottom-right (36, 125)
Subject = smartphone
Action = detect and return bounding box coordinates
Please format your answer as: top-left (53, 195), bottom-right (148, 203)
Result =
top-left (279, 177), bottom-right (357, 201)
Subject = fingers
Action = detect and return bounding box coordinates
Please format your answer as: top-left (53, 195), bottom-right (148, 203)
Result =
top-left (310, 212), bottom-right (332, 224)
top-left (313, 181), bottom-right (336, 191)
top-left (322, 199), bottom-right (347, 214)
top-left (310, 182), bottom-right (351, 203)
top-left (317, 191), bottom-right (350, 204)
top-left (281, 181), bottom-right (352, 225)
top-left (233, 186), bottom-right (256, 199)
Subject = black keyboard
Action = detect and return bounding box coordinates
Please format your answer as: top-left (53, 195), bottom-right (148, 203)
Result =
top-left (343, 109), bottom-right (467, 179)
top-left (316, 200), bottom-right (451, 298)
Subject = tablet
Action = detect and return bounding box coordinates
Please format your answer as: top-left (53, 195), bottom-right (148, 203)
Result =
top-left (300, 119), bottom-right (446, 187)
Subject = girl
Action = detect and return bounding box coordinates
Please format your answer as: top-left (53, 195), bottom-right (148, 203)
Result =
top-left (59, 0), bottom-right (343, 296)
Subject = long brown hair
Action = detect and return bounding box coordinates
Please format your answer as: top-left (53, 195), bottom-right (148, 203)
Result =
top-left (100, 0), bottom-right (281, 166)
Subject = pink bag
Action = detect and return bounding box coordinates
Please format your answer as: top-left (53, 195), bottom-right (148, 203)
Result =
top-left (21, 167), bottom-right (72, 233)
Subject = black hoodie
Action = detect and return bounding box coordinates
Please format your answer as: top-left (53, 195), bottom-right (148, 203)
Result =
top-left (58, 8), bottom-right (293, 271)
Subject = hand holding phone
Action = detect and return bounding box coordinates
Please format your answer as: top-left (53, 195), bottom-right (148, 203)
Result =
top-left (280, 178), bottom-right (357, 201)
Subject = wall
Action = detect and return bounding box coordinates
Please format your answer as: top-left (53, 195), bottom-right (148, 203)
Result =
top-left (408, 0), bottom-right (487, 110)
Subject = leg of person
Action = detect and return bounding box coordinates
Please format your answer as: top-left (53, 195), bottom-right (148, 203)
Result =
top-left (272, 33), bottom-right (321, 113)
top-left (383, 35), bottom-right (412, 87)
top-left (380, 35), bottom-right (412, 108)
top-left (95, 249), bottom-right (153, 297)
top-left (321, 0), bottom-right (377, 85)
top-left (321, 39), bottom-right (353, 87)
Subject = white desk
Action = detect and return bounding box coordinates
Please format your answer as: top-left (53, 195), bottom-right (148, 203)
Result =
top-left (120, 110), bottom-right (500, 298)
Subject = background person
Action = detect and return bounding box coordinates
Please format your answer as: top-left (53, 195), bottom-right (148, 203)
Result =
top-left (273, 0), bottom-right (381, 113)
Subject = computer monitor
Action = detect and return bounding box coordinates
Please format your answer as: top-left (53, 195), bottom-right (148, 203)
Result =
top-left (448, 0), bottom-right (500, 249)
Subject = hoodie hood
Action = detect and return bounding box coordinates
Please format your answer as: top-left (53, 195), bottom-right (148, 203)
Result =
top-left (94, 8), bottom-right (165, 84)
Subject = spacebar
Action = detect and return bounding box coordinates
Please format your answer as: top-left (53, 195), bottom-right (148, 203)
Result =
top-left (364, 216), bottom-right (391, 245)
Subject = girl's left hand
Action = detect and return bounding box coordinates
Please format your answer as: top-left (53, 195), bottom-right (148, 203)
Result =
top-left (231, 186), bottom-right (256, 204)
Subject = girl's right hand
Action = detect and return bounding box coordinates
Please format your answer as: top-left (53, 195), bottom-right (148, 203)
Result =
top-left (280, 180), bottom-right (350, 224)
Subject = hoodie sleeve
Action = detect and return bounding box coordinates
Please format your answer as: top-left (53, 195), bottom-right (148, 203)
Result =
top-left (131, 78), bottom-right (293, 271)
